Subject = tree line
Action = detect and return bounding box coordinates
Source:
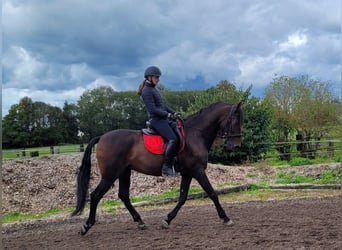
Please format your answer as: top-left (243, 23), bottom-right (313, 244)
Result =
top-left (2, 75), bottom-right (340, 163)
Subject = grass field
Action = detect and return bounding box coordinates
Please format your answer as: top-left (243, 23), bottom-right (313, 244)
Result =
top-left (2, 144), bottom-right (87, 160)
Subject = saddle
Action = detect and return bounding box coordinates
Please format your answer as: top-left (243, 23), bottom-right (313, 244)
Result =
top-left (142, 119), bottom-right (185, 155)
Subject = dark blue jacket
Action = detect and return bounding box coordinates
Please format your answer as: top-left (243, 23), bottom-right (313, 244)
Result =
top-left (141, 82), bottom-right (175, 119)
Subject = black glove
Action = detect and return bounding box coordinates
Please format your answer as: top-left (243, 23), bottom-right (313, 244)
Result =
top-left (174, 112), bottom-right (182, 118)
top-left (167, 113), bottom-right (177, 121)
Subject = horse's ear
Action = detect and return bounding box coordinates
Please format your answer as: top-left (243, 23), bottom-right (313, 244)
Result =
top-left (235, 101), bottom-right (243, 111)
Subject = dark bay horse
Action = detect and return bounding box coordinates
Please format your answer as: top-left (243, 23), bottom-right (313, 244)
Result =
top-left (72, 101), bottom-right (243, 235)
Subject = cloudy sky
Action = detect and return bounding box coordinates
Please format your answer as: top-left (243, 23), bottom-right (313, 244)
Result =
top-left (2, 0), bottom-right (340, 115)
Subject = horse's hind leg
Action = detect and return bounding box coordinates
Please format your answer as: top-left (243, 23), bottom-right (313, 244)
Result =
top-left (81, 178), bottom-right (114, 235)
top-left (118, 168), bottom-right (146, 229)
top-left (194, 171), bottom-right (233, 226)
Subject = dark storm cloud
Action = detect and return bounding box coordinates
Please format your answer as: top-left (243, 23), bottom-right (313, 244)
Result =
top-left (2, 0), bottom-right (340, 115)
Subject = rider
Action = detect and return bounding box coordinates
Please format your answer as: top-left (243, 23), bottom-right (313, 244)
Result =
top-left (137, 66), bottom-right (178, 177)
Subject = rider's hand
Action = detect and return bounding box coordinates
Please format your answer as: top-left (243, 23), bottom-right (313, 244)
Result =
top-left (174, 112), bottom-right (182, 118)
top-left (167, 113), bottom-right (177, 121)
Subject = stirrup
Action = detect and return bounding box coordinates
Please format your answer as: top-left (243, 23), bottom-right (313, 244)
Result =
top-left (162, 165), bottom-right (176, 177)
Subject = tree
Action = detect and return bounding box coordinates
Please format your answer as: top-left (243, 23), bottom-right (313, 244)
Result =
top-left (30, 101), bottom-right (63, 146)
top-left (76, 86), bottom-right (197, 142)
top-left (2, 97), bottom-right (67, 148)
top-left (112, 91), bottom-right (146, 129)
top-left (185, 80), bottom-right (244, 114)
top-left (292, 76), bottom-right (341, 158)
top-left (264, 75), bottom-right (298, 159)
top-left (60, 101), bottom-right (79, 144)
top-left (265, 75), bottom-right (340, 159)
top-left (292, 76), bottom-right (340, 137)
top-left (78, 86), bottom-right (119, 140)
top-left (3, 97), bottom-right (35, 148)
top-left (161, 89), bottom-right (198, 114)
top-left (237, 97), bottom-right (273, 162)
top-left (264, 75), bottom-right (297, 141)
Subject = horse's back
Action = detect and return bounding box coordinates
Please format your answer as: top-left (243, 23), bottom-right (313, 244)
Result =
top-left (96, 129), bottom-right (140, 163)
top-left (96, 128), bottom-right (164, 176)
top-left (101, 129), bottom-right (140, 141)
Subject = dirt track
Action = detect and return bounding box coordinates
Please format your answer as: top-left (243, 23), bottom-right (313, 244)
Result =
top-left (2, 155), bottom-right (341, 249)
top-left (2, 154), bottom-right (340, 216)
top-left (3, 196), bottom-right (341, 250)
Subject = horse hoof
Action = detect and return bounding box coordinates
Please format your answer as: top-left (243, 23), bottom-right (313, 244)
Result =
top-left (224, 219), bottom-right (234, 226)
top-left (137, 223), bottom-right (147, 230)
top-left (80, 224), bottom-right (91, 236)
top-left (161, 220), bottom-right (170, 229)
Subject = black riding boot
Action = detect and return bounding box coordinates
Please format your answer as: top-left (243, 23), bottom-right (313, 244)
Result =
top-left (162, 139), bottom-right (177, 177)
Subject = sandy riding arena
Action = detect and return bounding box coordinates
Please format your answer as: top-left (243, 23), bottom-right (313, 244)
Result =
top-left (2, 154), bottom-right (341, 249)
top-left (3, 197), bottom-right (341, 249)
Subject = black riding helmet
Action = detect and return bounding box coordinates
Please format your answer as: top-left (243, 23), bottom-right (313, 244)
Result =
top-left (144, 66), bottom-right (162, 78)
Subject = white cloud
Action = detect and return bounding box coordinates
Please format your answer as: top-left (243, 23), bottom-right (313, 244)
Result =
top-left (69, 63), bottom-right (98, 84)
top-left (5, 46), bottom-right (47, 87)
top-left (235, 54), bottom-right (298, 87)
top-left (2, 86), bottom-right (87, 115)
top-left (279, 31), bottom-right (308, 49)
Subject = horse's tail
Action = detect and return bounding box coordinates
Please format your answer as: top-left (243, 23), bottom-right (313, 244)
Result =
top-left (71, 136), bottom-right (101, 216)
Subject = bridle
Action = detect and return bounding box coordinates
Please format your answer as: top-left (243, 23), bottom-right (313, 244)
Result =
top-left (221, 104), bottom-right (242, 141)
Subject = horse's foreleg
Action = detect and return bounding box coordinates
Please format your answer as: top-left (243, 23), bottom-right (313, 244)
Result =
top-left (118, 169), bottom-right (146, 230)
top-left (195, 171), bottom-right (233, 226)
top-left (82, 178), bottom-right (114, 235)
top-left (162, 175), bottom-right (192, 229)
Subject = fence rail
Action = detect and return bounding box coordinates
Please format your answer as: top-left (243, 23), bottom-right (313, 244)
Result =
top-left (264, 139), bottom-right (341, 161)
top-left (2, 144), bottom-right (87, 160)
top-left (2, 139), bottom-right (341, 161)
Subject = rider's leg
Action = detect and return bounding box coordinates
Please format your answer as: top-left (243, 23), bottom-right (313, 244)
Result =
top-left (162, 139), bottom-right (177, 176)
top-left (150, 119), bottom-right (178, 176)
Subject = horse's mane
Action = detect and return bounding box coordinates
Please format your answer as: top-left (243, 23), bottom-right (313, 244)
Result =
top-left (185, 102), bottom-right (230, 124)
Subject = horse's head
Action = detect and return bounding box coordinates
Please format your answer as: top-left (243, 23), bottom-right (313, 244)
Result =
top-left (221, 102), bottom-right (243, 151)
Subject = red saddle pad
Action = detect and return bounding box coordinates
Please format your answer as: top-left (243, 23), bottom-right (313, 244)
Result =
top-left (143, 134), bottom-right (166, 154)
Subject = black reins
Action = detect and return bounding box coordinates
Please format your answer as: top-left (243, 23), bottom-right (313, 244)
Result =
top-left (185, 104), bottom-right (242, 140)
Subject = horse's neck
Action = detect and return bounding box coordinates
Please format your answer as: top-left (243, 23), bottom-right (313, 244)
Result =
top-left (186, 108), bottom-right (225, 150)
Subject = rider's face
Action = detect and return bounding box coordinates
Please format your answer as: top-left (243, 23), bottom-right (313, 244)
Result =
top-left (151, 75), bottom-right (160, 85)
